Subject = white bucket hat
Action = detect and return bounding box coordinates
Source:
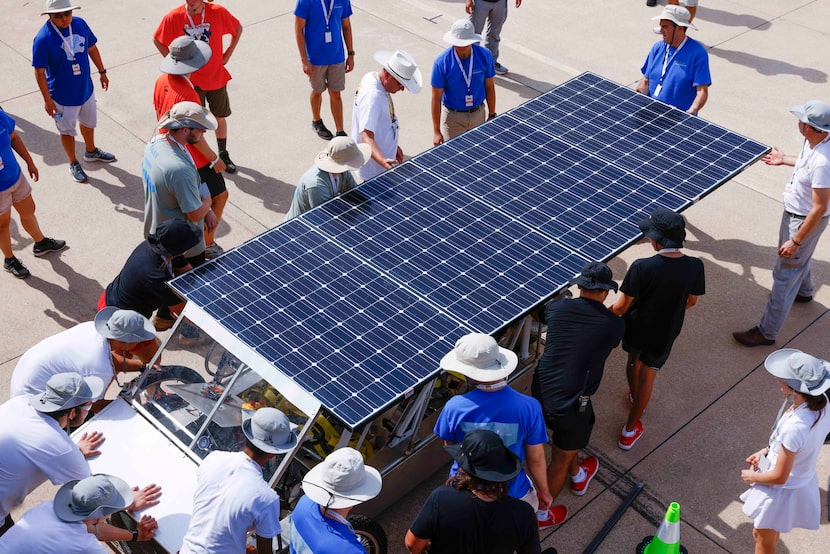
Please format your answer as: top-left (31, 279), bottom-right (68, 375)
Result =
top-left (94, 307), bottom-right (156, 343)
top-left (54, 474), bottom-right (133, 522)
top-left (790, 100), bottom-right (830, 133)
top-left (765, 349), bottom-right (830, 396)
top-left (374, 50), bottom-right (422, 94)
top-left (242, 407), bottom-right (298, 454)
top-left (443, 20), bottom-right (482, 47)
top-left (439, 333), bottom-right (518, 382)
top-left (42, 0), bottom-right (80, 15)
top-left (652, 5), bottom-right (698, 30)
top-left (315, 136), bottom-right (372, 173)
top-left (30, 372), bottom-right (105, 412)
top-left (302, 447), bottom-right (382, 509)
top-left (159, 101), bottom-right (218, 131)
top-left (159, 35), bottom-right (212, 75)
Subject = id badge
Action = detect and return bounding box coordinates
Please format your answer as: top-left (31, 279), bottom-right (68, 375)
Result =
top-left (0, 157), bottom-right (4, 171)
top-left (72, 63), bottom-right (81, 76)
top-left (653, 84), bottom-right (662, 97)
top-left (324, 31), bottom-right (332, 43)
top-left (465, 94), bottom-right (474, 107)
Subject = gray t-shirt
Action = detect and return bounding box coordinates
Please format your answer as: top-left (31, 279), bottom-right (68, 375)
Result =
top-left (284, 165), bottom-right (357, 221)
top-left (142, 134), bottom-right (204, 258)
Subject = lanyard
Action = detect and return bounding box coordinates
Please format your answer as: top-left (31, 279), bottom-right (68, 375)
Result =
top-left (453, 49), bottom-right (474, 94)
top-left (328, 172), bottom-right (339, 197)
top-left (166, 133), bottom-right (196, 167)
top-left (658, 37), bottom-right (687, 85)
top-left (50, 20), bottom-right (76, 61)
top-left (319, 0), bottom-right (335, 30)
top-left (185, 2), bottom-right (205, 30)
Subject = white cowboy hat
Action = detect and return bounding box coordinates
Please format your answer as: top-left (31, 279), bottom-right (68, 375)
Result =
top-left (373, 50), bottom-right (422, 94)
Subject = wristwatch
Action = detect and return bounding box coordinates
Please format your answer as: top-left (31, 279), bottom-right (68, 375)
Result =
top-left (131, 530), bottom-right (139, 542)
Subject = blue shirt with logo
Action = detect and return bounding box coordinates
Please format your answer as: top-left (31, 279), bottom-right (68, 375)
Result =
top-left (641, 36), bottom-right (711, 112)
top-left (431, 45), bottom-right (494, 111)
top-left (0, 111), bottom-right (22, 192)
top-left (32, 17), bottom-right (98, 107)
top-left (295, 0), bottom-right (353, 66)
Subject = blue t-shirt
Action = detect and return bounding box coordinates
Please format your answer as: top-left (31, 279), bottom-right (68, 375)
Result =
top-left (32, 17), bottom-right (97, 107)
top-left (289, 495), bottom-right (364, 554)
top-left (294, 0), bottom-right (353, 66)
top-left (640, 36), bottom-right (710, 112)
top-left (0, 111), bottom-right (22, 192)
top-left (430, 45), bottom-right (495, 111)
top-left (434, 387), bottom-right (548, 499)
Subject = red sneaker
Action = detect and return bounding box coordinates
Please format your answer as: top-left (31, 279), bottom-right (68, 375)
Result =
top-left (538, 505), bottom-right (568, 530)
top-left (618, 421), bottom-right (644, 450)
top-left (571, 456), bottom-right (599, 496)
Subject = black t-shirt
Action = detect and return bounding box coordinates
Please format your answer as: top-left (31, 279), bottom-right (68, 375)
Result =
top-left (409, 486), bottom-right (540, 554)
top-left (620, 254), bottom-right (705, 351)
top-left (104, 241), bottom-right (182, 318)
top-left (532, 297), bottom-right (625, 416)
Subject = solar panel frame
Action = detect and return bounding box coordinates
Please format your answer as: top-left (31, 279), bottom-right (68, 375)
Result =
top-left (171, 72), bottom-right (768, 428)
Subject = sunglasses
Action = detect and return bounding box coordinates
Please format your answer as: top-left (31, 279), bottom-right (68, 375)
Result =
top-left (52, 10), bottom-right (73, 19)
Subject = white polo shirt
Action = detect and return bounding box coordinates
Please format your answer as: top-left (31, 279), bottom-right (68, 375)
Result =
top-left (0, 396), bottom-right (90, 519)
top-left (0, 501), bottom-right (106, 553)
top-left (10, 321), bottom-right (114, 398)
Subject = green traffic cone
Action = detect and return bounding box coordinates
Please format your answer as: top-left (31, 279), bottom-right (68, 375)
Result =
top-left (636, 502), bottom-right (687, 554)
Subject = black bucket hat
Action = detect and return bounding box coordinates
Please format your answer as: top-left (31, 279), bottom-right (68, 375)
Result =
top-left (569, 261), bottom-right (618, 292)
top-left (148, 219), bottom-right (200, 258)
top-left (444, 429), bottom-right (521, 483)
top-left (638, 207), bottom-right (686, 248)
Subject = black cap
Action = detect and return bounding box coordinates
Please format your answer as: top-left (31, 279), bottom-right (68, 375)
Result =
top-left (147, 219), bottom-right (200, 258)
top-left (444, 429), bottom-right (522, 483)
top-left (638, 208), bottom-right (686, 248)
top-left (569, 261), bottom-right (618, 292)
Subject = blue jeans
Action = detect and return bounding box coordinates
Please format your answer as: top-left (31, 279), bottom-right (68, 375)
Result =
top-left (758, 211), bottom-right (829, 339)
top-left (469, 0), bottom-right (508, 63)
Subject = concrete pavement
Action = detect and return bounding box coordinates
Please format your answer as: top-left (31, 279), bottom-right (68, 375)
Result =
top-left (2, 0), bottom-right (829, 552)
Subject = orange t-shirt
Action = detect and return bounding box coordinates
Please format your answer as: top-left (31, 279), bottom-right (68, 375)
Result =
top-left (152, 73), bottom-right (211, 168)
top-left (153, 3), bottom-right (240, 91)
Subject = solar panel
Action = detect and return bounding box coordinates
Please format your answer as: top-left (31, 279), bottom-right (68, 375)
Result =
top-left (171, 72), bottom-right (767, 428)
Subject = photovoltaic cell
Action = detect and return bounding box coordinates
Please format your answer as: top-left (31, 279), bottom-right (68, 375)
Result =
top-left (172, 72), bottom-right (767, 428)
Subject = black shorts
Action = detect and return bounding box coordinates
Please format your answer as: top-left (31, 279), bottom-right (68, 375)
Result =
top-left (621, 339), bottom-right (672, 370)
top-left (197, 165), bottom-right (227, 198)
top-left (544, 399), bottom-right (595, 451)
top-left (195, 85), bottom-right (232, 118)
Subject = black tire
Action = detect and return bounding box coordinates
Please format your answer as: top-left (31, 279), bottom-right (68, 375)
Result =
top-left (348, 514), bottom-right (388, 554)
top-left (142, 365), bottom-right (205, 386)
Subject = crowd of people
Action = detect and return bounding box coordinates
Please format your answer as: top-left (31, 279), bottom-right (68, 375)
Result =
top-left (2, 0), bottom-right (830, 553)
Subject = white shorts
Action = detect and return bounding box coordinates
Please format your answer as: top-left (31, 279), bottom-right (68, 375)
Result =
top-left (0, 173), bottom-right (33, 214)
top-left (54, 94), bottom-right (97, 136)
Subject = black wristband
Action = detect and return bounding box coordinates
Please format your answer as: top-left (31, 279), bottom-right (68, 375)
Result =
top-left (131, 530), bottom-right (139, 542)
top-left (347, 50), bottom-right (355, 56)
top-left (99, 69), bottom-right (107, 75)
top-left (488, 113), bottom-right (496, 121)
top-left (792, 237), bottom-right (802, 246)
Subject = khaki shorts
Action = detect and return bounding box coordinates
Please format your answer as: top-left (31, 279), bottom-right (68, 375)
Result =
top-left (309, 62), bottom-right (346, 93)
top-left (195, 85), bottom-right (232, 118)
top-left (519, 478), bottom-right (540, 510)
top-left (441, 104), bottom-right (486, 140)
top-left (0, 173), bottom-right (33, 214)
top-left (54, 94), bottom-right (97, 136)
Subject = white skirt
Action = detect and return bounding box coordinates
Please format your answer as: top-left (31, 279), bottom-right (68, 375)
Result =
top-left (740, 479), bottom-right (821, 533)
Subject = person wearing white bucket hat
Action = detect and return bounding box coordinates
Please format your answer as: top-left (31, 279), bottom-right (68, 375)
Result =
top-left (433, 334), bottom-right (556, 530)
top-left (430, 19), bottom-right (496, 145)
top-left (290, 447), bottom-right (382, 553)
top-left (635, 5), bottom-right (710, 115)
top-left (734, 100), bottom-right (830, 348)
top-left (351, 50), bottom-right (421, 182)
top-left (284, 136), bottom-right (371, 220)
top-left (180, 407), bottom-right (296, 554)
top-left (0, 473), bottom-right (158, 550)
top-left (740, 349), bottom-right (830, 553)
top-left (33, 0), bottom-right (116, 184)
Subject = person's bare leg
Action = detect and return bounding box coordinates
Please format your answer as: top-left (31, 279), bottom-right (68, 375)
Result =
top-left (204, 190), bottom-right (228, 246)
top-left (0, 210), bottom-right (14, 258)
top-left (60, 134), bottom-right (78, 163)
top-left (329, 90), bottom-right (344, 133)
top-left (310, 90), bottom-right (323, 121)
top-left (14, 195), bottom-right (45, 243)
top-left (79, 124), bottom-right (96, 153)
top-left (546, 446), bottom-right (579, 501)
top-left (626, 352), bottom-right (641, 398)
top-left (752, 528), bottom-right (779, 554)
top-left (215, 117), bottom-right (227, 142)
top-left (626, 365), bottom-right (657, 431)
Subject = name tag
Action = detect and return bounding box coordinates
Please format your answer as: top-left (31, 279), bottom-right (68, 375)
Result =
top-left (653, 84), bottom-right (662, 97)
top-left (72, 63), bottom-right (81, 76)
top-left (324, 31), bottom-right (332, 43)
top-left (465, 94), bottom-right (474, 107)
top-left (0, 157), bottom-right (4, 171)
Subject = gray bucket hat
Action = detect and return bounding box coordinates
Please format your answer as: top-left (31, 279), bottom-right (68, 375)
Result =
top-left (443, 20), bottom-right (482, 47)
top-left (54, 474), bottom-right (133, 522)
top-left (30, 372), bottom-right (105, 412)
top-left (315, 137), bottom-right (372, 173)
top-left (789, 100), bottom-right (830, 133)
top-left (158, 101), bottom-right (218, 131)
top-left (159, 35), bottom-right (212, 75)
top-left (439, 333), bottom-right (518, 382)
top-left (95, 307), bottom-right (156, 343)
top-left (242, 407), bottom-right (298, 454)
top-left (302, 447), bottom-right (382, 509)
top-left (765, 349), bottom-right (830, 396)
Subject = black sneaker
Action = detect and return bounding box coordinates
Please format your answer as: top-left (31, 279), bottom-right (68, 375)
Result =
top-left (312, 119), bottom-right (334, 140)
top-left (646, 0), bottom-right (657, 5)
top-left (218, 150), bottom-right (237, 174)
top-left (33, 237), bottom-right (67, 257)
top-left (4, 257), bottom-right (30, 279)
top-left (69, 161), bottom-right (88, 183)
top-left (335, 130), bottom-right (348, 137)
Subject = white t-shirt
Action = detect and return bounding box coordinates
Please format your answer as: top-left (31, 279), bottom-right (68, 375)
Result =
top-left (352, 71), bottom-right (399, 181)
top-left (180, 451), bottom-right (281, 554)
top-left (10, 321), bottom-right (114, 398)
top-left (0, 396), bottom-right (90, 519)
top-left (0, 501), bottom-right (106, 554)
top-left (782, 138), bottom-right (830, 216)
